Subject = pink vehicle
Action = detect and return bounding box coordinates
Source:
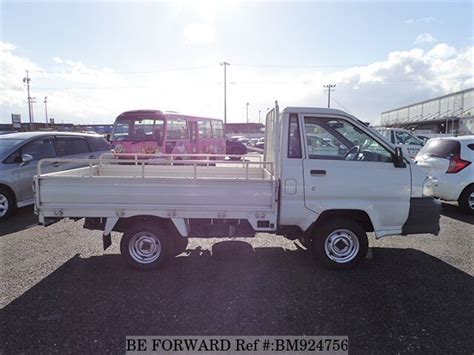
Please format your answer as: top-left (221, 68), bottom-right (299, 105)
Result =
top-left (110, 110), bottom-right (226, 157)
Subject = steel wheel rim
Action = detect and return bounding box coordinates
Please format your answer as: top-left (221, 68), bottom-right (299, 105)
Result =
top-left (129, 231), bottom-right (162, 264)
top-left (469, 192), bottom-right (474, 210)
top-left (324, 229), bottom-right (360, 263)
top-left (0, 193), bottom-right (9, 217)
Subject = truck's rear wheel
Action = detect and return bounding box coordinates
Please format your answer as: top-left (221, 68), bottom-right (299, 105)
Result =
top-left (312, 219), bottom-right (368, 270)
top-left (120, 223), bottom-right (174, 270)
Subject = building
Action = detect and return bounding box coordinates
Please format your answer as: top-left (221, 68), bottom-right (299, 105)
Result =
top-left (380, 88), bottom-right (474, 135)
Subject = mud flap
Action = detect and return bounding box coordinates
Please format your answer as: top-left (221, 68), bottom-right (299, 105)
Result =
top-left (103, 233), bottom-right (112, 250)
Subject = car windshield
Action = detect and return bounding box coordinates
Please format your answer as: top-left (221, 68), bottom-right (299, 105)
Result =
top-left (111, 117), bottom-right (165, 142)
top-left (0, 139), bottom-right (23, 155)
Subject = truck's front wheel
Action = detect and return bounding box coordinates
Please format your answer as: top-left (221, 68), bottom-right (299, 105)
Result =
top-left (312, 219), bottom-right (368, 270)
top-left (120, 223), bottom-right (174, 270)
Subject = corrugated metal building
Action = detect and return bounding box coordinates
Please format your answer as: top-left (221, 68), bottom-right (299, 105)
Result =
top-left (381, 88), bottom-right (474, 135)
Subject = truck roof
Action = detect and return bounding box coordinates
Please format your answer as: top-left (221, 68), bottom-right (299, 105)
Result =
top-left (282, 107), bottom-right (350, 116)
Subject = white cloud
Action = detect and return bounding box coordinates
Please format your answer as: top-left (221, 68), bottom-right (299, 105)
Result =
top-left (414, 33), bottom-right (437, 45)
top-left (184, 23), bottom-right (215, 44)
top-left (1, 40), bottom-right (472, 125)
top-left (405, 17), bottom-right (436, 24)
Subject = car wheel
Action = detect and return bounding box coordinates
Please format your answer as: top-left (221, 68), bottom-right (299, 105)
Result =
top-left (229, 148), bottom-right (243, 160)
top-left (120, 222), bottom-right (174, 270)
top-left (312, 219), bottom-right (368, 270)
top-left (458, 185), bottom-right (474, 215)
top-left (0, 187), bottom-right (15, 221)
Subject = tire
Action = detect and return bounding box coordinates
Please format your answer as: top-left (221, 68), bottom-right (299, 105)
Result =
top-left (0, 187), bottom-right (15, 221)
top-left (120, 222), bottom-right (175, 270)
top-left (458, 185), bottom-right (474, 215)
top-left (312, 219), bottom-right (368, 270)
top-left (229, 148), bottom-right (243, 160)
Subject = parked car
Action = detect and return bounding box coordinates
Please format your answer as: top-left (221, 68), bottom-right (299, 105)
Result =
top-left (226, 139), bottom-right (248, 157)
top-left (0, 131), bottom-right (111, 220)
top-left (415, 136), bottom-right (474, 214)
top-left (375, 127), bottom-right (424, 158)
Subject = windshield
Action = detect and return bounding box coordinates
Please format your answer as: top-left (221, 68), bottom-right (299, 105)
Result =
top-left (111, 117), bottom-right (165, 142)
top-left (394, 131), bottom-right (423, 145)
top-left (0, 139), bottom-right (23, 155)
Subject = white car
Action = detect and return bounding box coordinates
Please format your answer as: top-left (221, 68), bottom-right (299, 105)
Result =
top-left (415, 136), bottom-right (474, 214)
top-left (375, 127), bottom-right (424, 158)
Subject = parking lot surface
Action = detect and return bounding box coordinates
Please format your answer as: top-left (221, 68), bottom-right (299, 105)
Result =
top-left (1, 204), bottom-right (473, 354)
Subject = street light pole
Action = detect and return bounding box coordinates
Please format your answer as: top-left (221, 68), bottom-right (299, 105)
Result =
top-left (258, 110), bottom-right (261, 124)
top-left (246, 102), bottom-right (250, 138)
top-left (44, 96), bottom-right (48, 128)
top-left (220, 62), bottom-right (230, 125)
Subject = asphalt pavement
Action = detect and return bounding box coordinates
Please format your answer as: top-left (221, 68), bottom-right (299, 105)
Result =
top-left (0, 204), bottom-right (473, 354)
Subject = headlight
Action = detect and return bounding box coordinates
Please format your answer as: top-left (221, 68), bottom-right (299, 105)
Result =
top-left (422, 176), bottom-right (437, 197)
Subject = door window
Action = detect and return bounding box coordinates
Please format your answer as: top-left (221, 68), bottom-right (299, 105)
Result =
top-left (86, 137), bottom-right (111, 152)
top-left (166, 118), bottom-right (189, 139)
top-left (21, 138), bottom-right (56, 160)
top-left (55, 137), bottom-right (90, 156)
top-left (211, 120), bottom-right (224, 138)
top-left (304, 117), bottom-right (393, 162)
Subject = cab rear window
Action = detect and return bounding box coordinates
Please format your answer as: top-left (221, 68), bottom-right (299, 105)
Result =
top-left (418, 139), bottom-right (460, 158)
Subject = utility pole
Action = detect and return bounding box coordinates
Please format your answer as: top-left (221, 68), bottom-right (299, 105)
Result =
top-left (258, 110), bottom-right (261, 124)
top-left (220, 62), bottom-right (230, 125)
top-left (246, 102), bottom-right (250, 139)
top-left (23, 70), bottom-right (33, 130)
top-left (44, 96), bottom-right (48, 128)
top-left (323, 83), bottom-right (336, 108)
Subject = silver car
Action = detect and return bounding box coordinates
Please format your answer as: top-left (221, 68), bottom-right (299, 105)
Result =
top-left (0, 131), bottom-right (111, 220)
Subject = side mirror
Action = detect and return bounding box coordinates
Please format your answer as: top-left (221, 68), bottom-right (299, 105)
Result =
top-left (393, 147), bottom-right (406, 168)
top-left (20, 154), bottom-right (34, 166)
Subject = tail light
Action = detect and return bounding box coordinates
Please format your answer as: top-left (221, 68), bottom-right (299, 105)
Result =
top-left (447, 154), bottom-right (471, 173)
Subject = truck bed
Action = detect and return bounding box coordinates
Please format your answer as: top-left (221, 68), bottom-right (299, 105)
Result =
top-left (34, 158), bottom-right (277, 229)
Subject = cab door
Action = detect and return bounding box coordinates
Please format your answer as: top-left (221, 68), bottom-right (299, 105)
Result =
top-left (301, 116), bottom-right (411, 233)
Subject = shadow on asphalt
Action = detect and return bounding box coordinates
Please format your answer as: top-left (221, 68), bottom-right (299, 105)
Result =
top-left (1, 242), bottom-right (473, 354)
top-left (440, 203), bottom-right (474, 224)
top-left (0, 206), bottom-right (38, 237)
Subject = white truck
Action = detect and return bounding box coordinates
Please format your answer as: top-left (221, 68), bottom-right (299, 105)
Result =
top-left (34, 104), bottom-right (441, 270)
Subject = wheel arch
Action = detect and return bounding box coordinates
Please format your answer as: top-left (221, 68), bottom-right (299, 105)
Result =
top-left (309, 209), bottom-right (374, 235)
top-left (0, 182), bottom-right (17, 206)
top-left (458, 183), bottom-right (474, 200)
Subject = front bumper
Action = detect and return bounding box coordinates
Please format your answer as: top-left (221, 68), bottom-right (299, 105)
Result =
top-left (401, 197), bottom-right (441, 235)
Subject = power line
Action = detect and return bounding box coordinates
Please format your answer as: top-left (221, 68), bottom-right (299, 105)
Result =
top-left (330, 96), bottom-right (353, 115)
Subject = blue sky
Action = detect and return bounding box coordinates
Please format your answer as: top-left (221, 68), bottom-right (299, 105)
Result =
top-left (1, 0), bottom-right (473, 124)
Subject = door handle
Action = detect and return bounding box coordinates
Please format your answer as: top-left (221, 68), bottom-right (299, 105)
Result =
top-left (52, 162), bottom-right (61, 168)
top-left (89, 155), bottom-right (95, 159)
top-left (310, 169), bottom-right (326, 176)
